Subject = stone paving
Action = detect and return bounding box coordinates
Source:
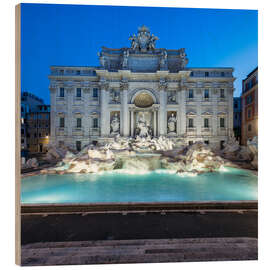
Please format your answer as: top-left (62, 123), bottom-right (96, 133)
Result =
top-left (21, 237), bottom-right (257, 266)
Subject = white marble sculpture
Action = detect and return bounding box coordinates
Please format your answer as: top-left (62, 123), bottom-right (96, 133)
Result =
top-left (168, 113), bottom-right (177, 133)
top-left (110, 113), bottom-right (120, 134)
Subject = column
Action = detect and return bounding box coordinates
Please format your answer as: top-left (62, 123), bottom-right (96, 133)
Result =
top-left (212, 88), bottom-right (218, 136)
top-left (180, 89), bottom-right (186, 135)
top-left (130, 110), bottom-right (134, 137)
top-left (100, 87), bottom-right (107, 137)
top-left (122, 88), bottom-right (129, 136)
top-left (159, 88), bottom-right (166, 135)
top-left (227, 87), bottom-right (234, 136)
top-left (66, 88), bottom-right (73, 141)
top-left (153, 110), bottom-right (157, 137)
top-left (49, 87), bottom-right (56, 144)
top-left (83, 88), bottom-right (90, 143)
top-left (196, 88), bottom-right (202, 137)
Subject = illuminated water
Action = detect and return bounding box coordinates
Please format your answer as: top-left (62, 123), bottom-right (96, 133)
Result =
top-left (21, 167), bottom-right (258, 204)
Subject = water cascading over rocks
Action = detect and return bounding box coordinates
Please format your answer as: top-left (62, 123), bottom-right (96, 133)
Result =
top-left (41, 136), bottom-right (241, 176)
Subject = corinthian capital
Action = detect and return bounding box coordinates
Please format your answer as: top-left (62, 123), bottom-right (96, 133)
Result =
top-left (98, 78), bottom-right (109, 90)
top-left (120, 79), bottom-right (129, 90)
top-left (159, 78), bottom-right (168, 90)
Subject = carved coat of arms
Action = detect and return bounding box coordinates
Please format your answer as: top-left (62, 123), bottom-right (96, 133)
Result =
top-left (129, 25), bottom-right (159, 52)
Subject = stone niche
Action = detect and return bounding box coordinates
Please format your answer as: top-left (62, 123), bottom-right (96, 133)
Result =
top-left (167, 111), bottom-right (177, 135)
top-left (167, 91), bottom-right (177, 104)
top-left (109, 89), bottom-right (120, 104)
top-left (110, 111), bottom-right (120, 135)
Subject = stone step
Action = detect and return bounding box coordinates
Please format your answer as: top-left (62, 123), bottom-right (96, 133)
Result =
top-left (22, 241), bottom-right (257, 257)
top-left (21, 237), bottom-right (257, 266)
top-left (22, 237), bottom-right (257, 249)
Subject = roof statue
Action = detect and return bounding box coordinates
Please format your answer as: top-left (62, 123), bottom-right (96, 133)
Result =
top-left (129, 25), bottom-right (159, 52)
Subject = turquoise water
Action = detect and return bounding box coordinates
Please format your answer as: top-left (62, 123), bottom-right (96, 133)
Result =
top-left (21, 167), bottom-right (258, 204)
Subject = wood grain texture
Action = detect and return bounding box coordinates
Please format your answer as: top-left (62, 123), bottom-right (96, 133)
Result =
top-left (15, 3), bottom-right (21, 266)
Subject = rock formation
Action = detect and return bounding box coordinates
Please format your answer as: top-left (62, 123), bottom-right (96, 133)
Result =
top-left (38, 135), bottom-right (257, 176)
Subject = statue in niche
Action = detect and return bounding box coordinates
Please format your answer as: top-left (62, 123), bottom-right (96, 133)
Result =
top-left (136, 113), bottom-right (150, 137)
top-left (110, 89), bottom-right (120, 103)
top-left (168, 91), bottom-right (176, 103)
top-left (168, 113), bottom-right (177, 133)
top-left (110, 113), bottom-right (120, 134)
top-left (122, 50), bottom-right (129, 69)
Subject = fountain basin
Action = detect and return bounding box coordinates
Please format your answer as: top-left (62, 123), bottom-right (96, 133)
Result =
top-left (21, 167), bottom-right (257, 204)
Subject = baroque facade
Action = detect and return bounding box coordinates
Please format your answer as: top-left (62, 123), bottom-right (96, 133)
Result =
top-left (49, 26), bottom-right (235, 151)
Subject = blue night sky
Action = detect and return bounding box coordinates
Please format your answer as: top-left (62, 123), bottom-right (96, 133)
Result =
top-left (21, 3), bottom-right (258, 104)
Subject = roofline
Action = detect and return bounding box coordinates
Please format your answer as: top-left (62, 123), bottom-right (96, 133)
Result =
top-left (243, 66), bottom-right (258, 82)
top-left (187, 67), bottom-right (234, 70)
top-left (50, 65), bottom-right (98, 69)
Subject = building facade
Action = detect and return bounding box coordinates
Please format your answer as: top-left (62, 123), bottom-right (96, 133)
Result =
top-left (241, 67), bottom-right (258, 145)
top-left (21, 91), bottom-right (44, 151)
top-left (49, 26), bottom-right (235, 151)
top-left (233, 97), bottom-right (242, 142)
top-left (25, 105), bottom-right (51, 153)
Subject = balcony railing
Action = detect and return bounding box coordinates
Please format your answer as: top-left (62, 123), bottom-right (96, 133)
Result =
top-left (89, 127), bottom-right (100, 136)
top-left (56, 127), bottom-right (67, 136)
top-left (201, 127), bottom-right (212, 134)
top-left (186, 127), bottom-right (197, 134)
top-left (72, 127), bottom-right (84, 136)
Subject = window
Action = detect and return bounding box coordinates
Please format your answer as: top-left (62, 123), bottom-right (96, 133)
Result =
top-left (221, 72), bottom-right (225, 77)
top-left (246, 94), bottom-right (253, 105)
top-left (76, 141), bottom-right (81, 151)
top-left (204, 118), bottom-right (209, 128)
top-left (220, 140), bottom-right (225, 150)
top-left (234, 101), bottom-right (238, 109)
top-left (204, 89), bottom-right (209, 99)
top-left (235, 114), bottom-right (238, 120)
top-left (76, 88), bottom-right (81, 98)
top-left (204, 140), bottom-right (209, 145)
top-left (188, 118), bottom-right (194, 128)
top-left (188, 89), bottom-right (194, 99)
top-left (21, 139), bottom-right (24, 144)
top-left (60, 70), bottom-right (64, 75)
top-left (39, 133), bottom-right (41, 137)
top-left (190, 71), bottom-right (194, 77)
top-left (21, 129), bottom-right (24, 135)
top-left (220, 89), bottom-right (225, 98)
top-left (76, 70), bottom-right (80, 75)
top-left (220, 118), bottom-right (225, 128)
top-left (60, 87), bottom-right (65, 97)
top-left (93, 88), bottom-right (98, 98)
top-left (188, 141), bottom-right (193, 146)
top-left (60, 117), bottom-right (65, 128)
top-left (205, 72), bottom-right (209, 77)
top-left (93, 118), bottom-right (98, 128)
top-left (248, 124), bottom-right (252, 131)
top-left (34, 133), bottom-right (37, 138)
top-left (248, 109), bottom-right (252, 119)
top-left (21, 107), bottom-right (24, 113)
top-left (77, 118), bottom-right (82, 128)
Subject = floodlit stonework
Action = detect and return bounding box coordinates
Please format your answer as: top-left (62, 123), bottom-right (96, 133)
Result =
top-left (48, 26), bottom-right (235, 151)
